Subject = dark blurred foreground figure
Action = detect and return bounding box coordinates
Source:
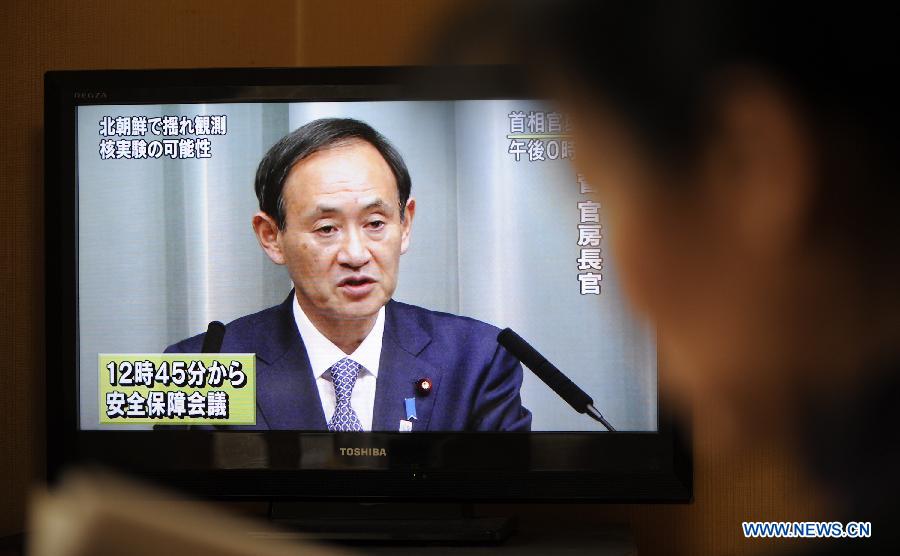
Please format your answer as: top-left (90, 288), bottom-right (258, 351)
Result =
top-left (440, 1), bottom-right (900, 553)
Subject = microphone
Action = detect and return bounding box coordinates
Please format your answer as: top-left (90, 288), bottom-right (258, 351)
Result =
top-left (201, 321), bottom-right (226, 353)
top-left (497, 328), bottom-right (615, 432)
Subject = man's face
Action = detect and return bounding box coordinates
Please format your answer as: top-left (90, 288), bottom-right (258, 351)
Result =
top-left (273, 139), bottom-right (413, 323)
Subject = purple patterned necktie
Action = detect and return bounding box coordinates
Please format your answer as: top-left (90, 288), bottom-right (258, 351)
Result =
top-left (328, 357), bottom-right (364, 432)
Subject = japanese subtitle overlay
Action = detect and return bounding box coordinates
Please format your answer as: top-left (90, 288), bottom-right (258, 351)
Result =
top-left (99, 354), bottom-right (255, 425)
top-left (97, 115), bottom-right (227, 161)
top-left (507, 110), bottom-right (575, 162)
top-left (575, 173), bottom-right (602, 295)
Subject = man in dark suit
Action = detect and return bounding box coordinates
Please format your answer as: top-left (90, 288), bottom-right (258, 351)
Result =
top-left (166, 117), bottom-right (531, 432)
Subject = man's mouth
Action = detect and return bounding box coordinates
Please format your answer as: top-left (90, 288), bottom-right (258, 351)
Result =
top-left (337, 275), bottom-right (377, 298)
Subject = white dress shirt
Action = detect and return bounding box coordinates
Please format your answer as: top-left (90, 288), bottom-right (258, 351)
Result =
top-left (292, 295), bottom-right (384, 431)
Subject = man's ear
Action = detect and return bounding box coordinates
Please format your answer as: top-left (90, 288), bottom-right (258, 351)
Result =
top-left (252, 211), bottom-right (286, 265)
top-left (399, 197), bottom-right (416, 255)
top-left (704, 72), bottom-right (815, 261)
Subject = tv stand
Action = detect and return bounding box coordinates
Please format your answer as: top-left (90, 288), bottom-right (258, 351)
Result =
top-left (261, 502), bottom-right (515, 544)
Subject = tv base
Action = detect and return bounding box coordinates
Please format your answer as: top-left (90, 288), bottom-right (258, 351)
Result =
top-left (260, 502), bottom-right (515, 544)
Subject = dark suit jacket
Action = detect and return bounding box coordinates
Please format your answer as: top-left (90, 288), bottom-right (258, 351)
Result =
top-left (165, 292), bottom-right (532, 431)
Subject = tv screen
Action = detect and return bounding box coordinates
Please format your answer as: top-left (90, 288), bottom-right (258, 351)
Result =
top-left (46, 67), bottom-right (689, 501)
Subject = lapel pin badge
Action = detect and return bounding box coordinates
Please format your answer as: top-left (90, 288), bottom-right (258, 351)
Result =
top-left (404, 397), bottom-right (418, 421)
top-left (415, 377), bottom-right (433, 397)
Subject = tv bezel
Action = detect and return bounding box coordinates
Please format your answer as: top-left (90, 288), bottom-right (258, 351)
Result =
top-left (45, 66), bottom-right (692, 502)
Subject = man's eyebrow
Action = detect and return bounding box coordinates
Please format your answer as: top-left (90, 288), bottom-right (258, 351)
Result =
top-left (311, 204), bottom-right (341, 215)
top-left (362, 199), bottom-right (390, 212)
top-left (308, 199), bottom-right (392, 217)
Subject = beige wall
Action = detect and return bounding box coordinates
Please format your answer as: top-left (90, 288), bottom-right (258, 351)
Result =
top-left (0, 0), bottom-right (300, 538)
top-left (0, 2), bottom-right (822, 553)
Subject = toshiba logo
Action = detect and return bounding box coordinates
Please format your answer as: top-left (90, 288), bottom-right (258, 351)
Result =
top-left (339, 447), bottom-right (387, 457)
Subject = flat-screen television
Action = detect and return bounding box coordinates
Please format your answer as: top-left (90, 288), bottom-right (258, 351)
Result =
top-left (45, 66), bottom-right (690, 503)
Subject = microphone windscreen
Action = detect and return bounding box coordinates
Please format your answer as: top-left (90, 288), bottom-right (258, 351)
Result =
top-left (498, 327), bottom-right (593, 412)
top-left (201, 321), bottom-right (226, 353)
top-left (497, 328), bottom-right (544, 371)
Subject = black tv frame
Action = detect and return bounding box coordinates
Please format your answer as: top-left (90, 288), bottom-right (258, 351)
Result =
top-left (44, 66), bottom-right (692, 503)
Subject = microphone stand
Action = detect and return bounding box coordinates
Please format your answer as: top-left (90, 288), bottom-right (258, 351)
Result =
top-left (585, 404), bottom-right (616, 432)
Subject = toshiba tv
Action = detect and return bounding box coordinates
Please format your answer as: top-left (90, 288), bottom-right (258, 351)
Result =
top-left (45, 66), bottom-right (690, 507)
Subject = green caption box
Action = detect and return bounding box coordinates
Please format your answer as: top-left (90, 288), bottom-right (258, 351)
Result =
top-left (98, 354), bottom-right (256, 425)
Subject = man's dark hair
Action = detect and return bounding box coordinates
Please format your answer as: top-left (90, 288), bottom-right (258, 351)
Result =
top-left (254, 118), bottom-right (411, 229)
